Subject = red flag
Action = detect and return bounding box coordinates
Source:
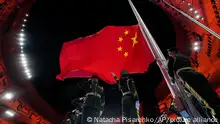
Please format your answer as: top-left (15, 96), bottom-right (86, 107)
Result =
top-left (56, 25), bottom-right (154, 84)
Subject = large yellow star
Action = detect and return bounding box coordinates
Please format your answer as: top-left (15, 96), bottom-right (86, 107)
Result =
top-left (118, 37), bottom-right (123, 42)
top-left (131, 32), bottom-right (138, 47)
top-left (117, 46), bottom-right (122, 51)
top-left (124, 52), bottom-right (128, 57)
top-left (124, 30), bottom-right (129, 35)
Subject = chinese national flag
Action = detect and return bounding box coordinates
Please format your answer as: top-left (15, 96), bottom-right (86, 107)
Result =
top-left (56, 25), bottom-right (154, 84)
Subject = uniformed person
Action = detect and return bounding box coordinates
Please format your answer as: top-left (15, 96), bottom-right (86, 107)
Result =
top-left (64, 78), bottom-right (105, 124)
top-left (119, 70), bottom-right (139, 124)
top-left (167, 47), bottom-right (220, 119)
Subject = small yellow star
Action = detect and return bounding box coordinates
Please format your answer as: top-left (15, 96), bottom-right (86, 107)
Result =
top-left (131, 32), bottom-right (138, 47)
top-left (117, 46), bottom-right (123, 51)
top-left (118, 37), bottom-right (123, 42)
top-left (124, 30), bottom-right (129, 35)
top-left (124, 52), bottom-right (128, 57)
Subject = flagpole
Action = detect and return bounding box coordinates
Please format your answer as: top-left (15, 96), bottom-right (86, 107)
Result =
top-left (128, 0), bottom-right (205, 122)
top-left (127, 0), bottom-right (176, 97)
top-left (162, 0), bottom-right (220, 40)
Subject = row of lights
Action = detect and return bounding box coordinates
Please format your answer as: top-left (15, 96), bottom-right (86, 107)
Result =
top-left (19, 14), bottom-right (32, 79)
top-left (182, 0), bottom-right (204, 20)
top-left (0, 14), bottom-right (32, 121)
top-left (0, 14), bottom-right (33, 118)
top-left (1, 92), bottom-right (16, 117)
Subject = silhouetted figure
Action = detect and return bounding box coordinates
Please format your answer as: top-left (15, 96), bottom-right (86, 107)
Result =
top-left (119, 70), bottom-right (139, 124)
top-left (63, 78), bottom-right (104, 124)
top-left (167, 47), bottom-right (220, 119)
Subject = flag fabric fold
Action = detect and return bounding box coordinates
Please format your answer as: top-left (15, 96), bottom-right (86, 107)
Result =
top-left (56, 25), bottom-right (154, 84)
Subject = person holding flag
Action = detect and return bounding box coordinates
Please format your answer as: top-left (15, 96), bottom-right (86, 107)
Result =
top-left (167, 47), bottom-right (220, 119)
top-left (57, 25), bottom-right (155, 123)
top-left (118, 70), bottom-right (140, 124)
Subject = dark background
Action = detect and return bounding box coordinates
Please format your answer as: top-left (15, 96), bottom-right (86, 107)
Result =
top-left (23, 0), bottom-right (176, 117)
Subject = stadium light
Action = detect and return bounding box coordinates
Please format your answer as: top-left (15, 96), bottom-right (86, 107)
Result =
top-left (23, 63), bottom-right (27, 67)
top-left (22, 59), bottom-right (27, 64)
top-left (5, 110), bottom-right (15, 117)
top-left (19, 37), bottom-right (25, 42)
top-left (20, 53), bottom-right (24, 57)
top-left (193, 46), bottom-right (199, 51)
top-left (194, 42), bottom-right (199, 46)
top-left (194, 10), bottom-right (198, 14)
top-left (24, 19), bottom-right (27, 22)
top-left (2, 92), bottom-right (14, 100)
top-left (26, 14), bottom-right (29, 17)
top-left (20, 42), bottom-right (24, 46)
top-left (189, 8), bottom-right (193, 11)
top-left (25, 69), bottom-right (30, 73)
top-left (195, 15), bottom-right (200, 19)
top-left (22, 24), bottom-right (25, 27)
top-left (28, 75), bottom-right (32, 79)
top-left (21, 57), bottom-right (26, 62)
top-left (27, 71), bottom-right (30, 74)
top-left (20, 33), bottom-right (24, 37)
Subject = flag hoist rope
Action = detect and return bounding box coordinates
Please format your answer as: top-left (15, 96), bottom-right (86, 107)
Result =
top-left (128, 0), bottom-right (205, 123)
top-left (162, 0), bottom-right (220, 40)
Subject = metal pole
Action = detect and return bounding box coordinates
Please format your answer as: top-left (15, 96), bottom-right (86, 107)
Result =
top-left (128, 1), bottom-right (204, 123)
top-left (128, 0), bottom-right (176, 97)
top-left (162, 0), bottom-right (220, 40)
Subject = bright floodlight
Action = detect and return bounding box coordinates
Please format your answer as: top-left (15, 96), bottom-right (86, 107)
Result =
top-left (187, 3), bottom-right (190, 6)
top-left (3, 92), bottom-right (14, 100)
top-left (21, 57), bottom-right (26, 61)
top-left (20, 33), bottom-right (24, 37)
top-left (19, 37), bottom-right (25, 41)
top-left (24, 19), bottom-right (27, 22)
top-left (23, 63), bottom-right (27, 67)
top-left (189, 8), bottom-right (193, 11)
top-left (193, 46), bottom-right (199, 51)
top-left (21, 46), bottom-right (23, 49)
top-left (22, 59), bottom-right (27, 64)
top-left (27, 72), bottom-right (31, 76)
top-left (21, 29), bottom-right (24, 32)
top-left (27, 75), bottom-right (32, 79)
top-left (22, 24), bottom-right (25, 27)
top-left (194, 10), bottom-right (198, 14)
top-left (195, 15), bottom-right (200, 19)
top-left (194, 42), bottom-right (199, 46)
top-left (5, 110), bottom-right (15, 117)
top-left (20, 53), bottom-right (24, 57)
top-left (26, 14), bottom-right (29, 16)
top-left (25, 69), bottom-right (30, 73)
top-left (20, 42), bottom-right (24, 46)
top-left (201, 17), bottom-right (204, 20)
top-left (27, 73), bottom-right (32, 78)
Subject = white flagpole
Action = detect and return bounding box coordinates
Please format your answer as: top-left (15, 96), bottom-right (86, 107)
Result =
top-left (163, 0), bottom-right (220, 40)
top-left (128, 0), bottom-right (204, 122)
top-left (128, 0), bottom-right (176, 97)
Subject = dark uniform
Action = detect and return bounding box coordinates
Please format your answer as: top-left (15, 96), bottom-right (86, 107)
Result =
top-left (167, 48), bottom-right (220, 119)
top-left (64, 73), bottom-right (139, 124)
top-left (64, 78), bottom-right (105, 124)
top-left (119, 70), bottom-right (139, 124)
